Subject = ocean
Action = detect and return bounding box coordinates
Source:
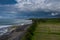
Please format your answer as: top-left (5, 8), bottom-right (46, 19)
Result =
top-left (0, 19), bottom-right (32, 28)
top-left (0, 19), bottom-right (32, 35)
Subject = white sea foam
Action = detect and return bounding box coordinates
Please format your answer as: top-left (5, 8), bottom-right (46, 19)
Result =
top-left (0, 25), bottom-right (12, 29)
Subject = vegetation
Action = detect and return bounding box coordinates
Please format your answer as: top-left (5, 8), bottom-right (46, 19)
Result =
top-left (22, 18), bottom-right (60, 40)
top-left (22, 19), bottom-right (39, 40)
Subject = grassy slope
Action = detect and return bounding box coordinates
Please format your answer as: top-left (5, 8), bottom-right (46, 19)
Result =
top-left (32, 19), bottom-right (60, 40)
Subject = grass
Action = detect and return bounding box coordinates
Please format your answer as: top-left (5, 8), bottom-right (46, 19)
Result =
top-left (32, 23), bottom-right (60, 40)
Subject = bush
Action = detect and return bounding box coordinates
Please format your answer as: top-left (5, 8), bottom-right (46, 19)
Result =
top-left (24, 19), bottom-right (38, 40)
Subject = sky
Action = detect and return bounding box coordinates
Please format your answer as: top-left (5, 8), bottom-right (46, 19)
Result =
top-left (0, 0), bottom-right (60, 19)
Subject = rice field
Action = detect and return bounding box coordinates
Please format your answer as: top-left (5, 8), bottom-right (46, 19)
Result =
top-left (32, 23), bottom-right (60, 40)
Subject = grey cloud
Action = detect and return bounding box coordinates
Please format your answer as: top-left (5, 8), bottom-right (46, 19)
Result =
top-left (15, 0), bottom-right (60, 12)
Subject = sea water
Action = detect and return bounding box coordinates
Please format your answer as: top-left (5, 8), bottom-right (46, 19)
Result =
top-left (0, 19), bottom-right (32, 36)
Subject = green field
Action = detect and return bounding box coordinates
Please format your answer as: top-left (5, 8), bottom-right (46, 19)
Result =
top-left (22, 18), bottom-right (60, 40)
top-left (32, 23), bottom-right (60, 40)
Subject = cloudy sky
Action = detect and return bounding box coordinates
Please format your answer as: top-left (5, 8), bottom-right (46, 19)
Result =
top-left (0, 0), bottom-right (60, 19)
